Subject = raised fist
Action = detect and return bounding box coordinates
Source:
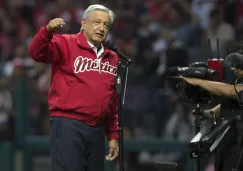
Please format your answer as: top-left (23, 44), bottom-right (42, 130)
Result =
top-left (47, 18), bottom-right (65, 32)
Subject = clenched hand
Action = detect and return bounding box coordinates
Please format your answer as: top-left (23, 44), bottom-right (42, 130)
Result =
top-left (47, 18), bottom-right (65, 32)
top-left (106, 139), bottom-right (119, 161)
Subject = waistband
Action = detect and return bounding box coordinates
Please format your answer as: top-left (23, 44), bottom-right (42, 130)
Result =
top-left (50, 110), bottom-right (107, 126)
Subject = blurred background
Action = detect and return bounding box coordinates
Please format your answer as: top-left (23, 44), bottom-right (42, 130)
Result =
top-left (0, 0), bottom-right (242, 171)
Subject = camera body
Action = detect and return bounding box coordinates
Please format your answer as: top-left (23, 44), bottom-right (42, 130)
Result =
top-left (164, 59), bottom-right (224, 104)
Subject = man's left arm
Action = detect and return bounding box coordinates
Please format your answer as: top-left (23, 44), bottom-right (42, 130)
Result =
top-left (105, 90), bottom-right (119, 161)
top-left (182, 77), bottom-right (243, 98)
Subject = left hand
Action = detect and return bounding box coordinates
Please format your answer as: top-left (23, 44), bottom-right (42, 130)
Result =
top-left (180, 75), bottom-right (200, 86)
top-left (106, 139), bottom-right (119, 161)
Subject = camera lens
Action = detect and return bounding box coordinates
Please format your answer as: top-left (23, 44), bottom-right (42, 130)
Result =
top-left (165, 78), bottom-right (187, 96)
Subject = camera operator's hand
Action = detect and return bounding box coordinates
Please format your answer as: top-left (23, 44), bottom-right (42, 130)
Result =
top-left (180, 76), bottom-right (200, 86)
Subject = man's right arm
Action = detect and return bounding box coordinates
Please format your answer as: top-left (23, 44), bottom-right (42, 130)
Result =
top-left (28, 18), bottom-right (67, 64)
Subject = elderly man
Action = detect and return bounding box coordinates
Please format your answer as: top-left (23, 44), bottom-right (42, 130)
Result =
top-left (28, 4), bottom-right (119, 171)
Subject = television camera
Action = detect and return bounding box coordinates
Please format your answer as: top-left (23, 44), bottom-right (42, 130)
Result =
top-left (164, 61), bottom-right (222, 105)
top-left (162, 40), bottom-right (241, 171)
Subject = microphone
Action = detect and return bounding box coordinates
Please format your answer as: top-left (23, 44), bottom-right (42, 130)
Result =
top-left (225, 53), bottom-right (243, 70)
top-left (105, 40), bottom-right (132, 65)
top-left (189, 62), bottom-right (208, 68)
top-left (166, 67), bottom-right (220, 80)
top-left (166, 67), bottom-right (208, 78)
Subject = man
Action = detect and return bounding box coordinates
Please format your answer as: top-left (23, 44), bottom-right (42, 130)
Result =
top-left (181, 41), bottom-right (243, 118)
top-left (180, 41), bottom-right (243, 170)
top-left (28, 4), bottom-right (119, 171)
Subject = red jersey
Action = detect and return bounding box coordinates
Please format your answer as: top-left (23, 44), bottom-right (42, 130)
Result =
top-left (28, 27), bottom-right (119, 140)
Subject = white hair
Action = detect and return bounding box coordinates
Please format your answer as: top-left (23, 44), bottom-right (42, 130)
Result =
top-left (81, 4), bottom-right (116, 30)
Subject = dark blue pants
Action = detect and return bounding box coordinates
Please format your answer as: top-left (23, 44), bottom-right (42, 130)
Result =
top-left (50, 117), bottom-right (105, 171)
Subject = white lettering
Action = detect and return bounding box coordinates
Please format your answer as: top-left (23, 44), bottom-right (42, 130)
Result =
top-left (74, 56), bottom-right (117, 75)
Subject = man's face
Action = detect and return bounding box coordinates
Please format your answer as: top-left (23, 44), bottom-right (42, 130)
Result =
top-left (81, 10), bottom-right (111, 46)
top-left (231, 67), bottom-right (243, 78)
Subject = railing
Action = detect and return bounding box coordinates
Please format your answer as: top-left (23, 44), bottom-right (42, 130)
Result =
top-left (1, 137), bottom-right (197, 171)
top-left (0, 70), bottom-right (203, 171)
